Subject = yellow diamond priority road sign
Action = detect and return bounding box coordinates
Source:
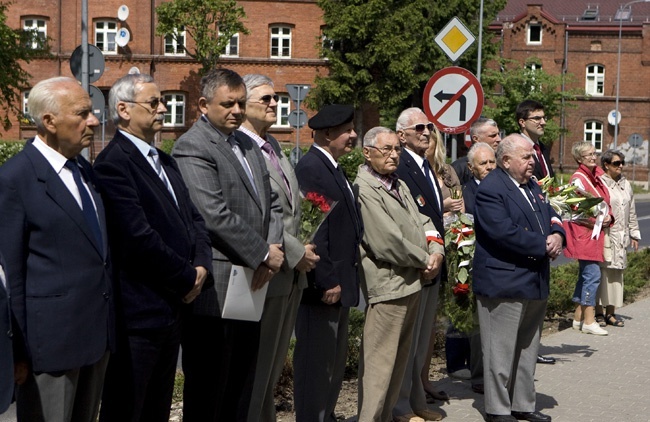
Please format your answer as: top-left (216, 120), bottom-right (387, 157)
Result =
top-left (434, 17), bottom-right (476, 63)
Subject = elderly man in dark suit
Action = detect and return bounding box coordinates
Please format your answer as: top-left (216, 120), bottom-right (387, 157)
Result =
top-left (393, 107), bottom-right (445, 422)
top-left (0, 255), bottom-right (12, 415)
top-left (172, 68), bottom-right (284, 422)
top-left (293, 104), bottom-right (363, 422)
top-left (94, 74), bottom-right (212, 422)
top-left (452, 117), bottom-right (501, 185)
top-left (462, 142), bottom-right (496, 215)
top-left (0, 76), bottom-right (114, 421)
top-left (473, 134), bottom-right (565, 422)
top-left (238, 74), bottom-right (319, 422)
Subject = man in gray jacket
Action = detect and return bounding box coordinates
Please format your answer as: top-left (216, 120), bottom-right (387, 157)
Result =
top-left (355, 127), bottom-right (444, 422)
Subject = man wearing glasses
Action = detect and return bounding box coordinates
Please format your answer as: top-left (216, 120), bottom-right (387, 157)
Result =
top-left (393, 107), bottom-right (445, 422)
top-left (94, 73), bottom-right (212, 422)
top-left (355, 127), bottom-right (444, 422)
top-left (516, 100), bottom-right (555, 180)
top-left (515, 100), bottom-right (558, 366)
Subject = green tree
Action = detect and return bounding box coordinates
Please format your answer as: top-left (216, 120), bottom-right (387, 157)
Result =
top-left (481, 57), bottom-right (583, 145)
top-left (309, 0), bottom-right (507, 117)
top-left (0, 1), bottom-right (49, 129)
top-left (156, 0), bottom-right (249, 74)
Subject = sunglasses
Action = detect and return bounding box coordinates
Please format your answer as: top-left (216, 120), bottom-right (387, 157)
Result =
top-left (610, 160), bottom-right (625, 167)
top-left (252, 94), bottom-right (279, 104)
top-left (403, 123), bottom-right (434, 132)
top-left (125, 97), bottom-right (167, 110)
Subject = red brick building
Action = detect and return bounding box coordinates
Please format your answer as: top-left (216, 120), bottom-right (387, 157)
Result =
top-left (5, 0), bottom-right (326, 155)
top-left (492, 0), bottom-right (649, 183)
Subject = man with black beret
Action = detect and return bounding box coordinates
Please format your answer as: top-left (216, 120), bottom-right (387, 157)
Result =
top-left (293, 104), bottom-right (364, 421)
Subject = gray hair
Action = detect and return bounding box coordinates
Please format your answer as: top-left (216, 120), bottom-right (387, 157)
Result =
top-left (600, 149), bottom-right (624, 169)
top-left (200, 68), bottom-right (245, 102)
top-left (108, 73), bottom-right (155, 124)
top-left (242, 74), bottom-right (274, 100)
top-left (496, 134), bottom-right (528, 167)
top-left (396, 107), bottom-right (424, 131)
top-left (469, 117), bottom-right (498, 137)
top-left (571, 141), bottom-right (594, 163)
top-left (467, 142), bottom-right (494, 164)
top-left (363, 126), bottom-right (395, 147)
top-left (28, 77), bottom-right (79, 131)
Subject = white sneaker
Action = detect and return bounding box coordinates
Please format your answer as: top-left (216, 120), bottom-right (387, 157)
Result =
top-left (572, 320), bottom-right (582, 330)
top-left (581, 321), bottom-right (608, 336)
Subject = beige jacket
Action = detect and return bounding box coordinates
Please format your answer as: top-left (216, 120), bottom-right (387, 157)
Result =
top-left (600, 173), bottom-right (641, 269)
top-left (354, 166), bottom-right (444, 304)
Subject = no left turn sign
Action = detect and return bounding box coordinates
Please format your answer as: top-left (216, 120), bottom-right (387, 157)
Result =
top-left (422, 67), bottom-right (484, 134)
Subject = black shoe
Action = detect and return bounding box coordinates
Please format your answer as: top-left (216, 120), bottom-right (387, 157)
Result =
top-left (511, 410), bottom-right (552, 421)
top-left (471, 383), bottom-right (484, 394)
top-left (485, 414), bottom-right (517, 422)
top-left (536, 354), bottom-right (556, 364)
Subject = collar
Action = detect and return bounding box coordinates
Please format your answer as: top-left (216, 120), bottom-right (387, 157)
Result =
top-left (119, 129), bottom-right (153, 159)
top-left (403, 147), bottom-right (425, 168)
top-left (31, 135), bottom-right (68, 174)
top-left (363, 164), bottom-right (399, 191)
top-left (201, 114), bottom-right (231, 140)
top-left (238, 126), bottom-right (265, 149)
top-left (313, 144), bottom-right (339, 168)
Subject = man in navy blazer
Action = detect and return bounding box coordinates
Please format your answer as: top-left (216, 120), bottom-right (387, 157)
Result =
top-left (94, 74), bottom-right (211, 422)
top-left (473, 134), bottom-right (564, 422)
top-left (393, 107), bottom-right (445, 422)
top-left (0, 255), bottom-right (12, 415)
top-left (0, 77), bottom-right (114, 421)
top-left (293, 105), bottom-right (363, 422)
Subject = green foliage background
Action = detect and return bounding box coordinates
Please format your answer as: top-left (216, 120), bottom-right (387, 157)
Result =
top-left (0, 140), bottom-right (24, 165)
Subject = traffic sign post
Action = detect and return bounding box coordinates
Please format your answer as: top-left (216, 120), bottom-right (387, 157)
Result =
top-left (422, 67), bottom-right (484, 135)
top-left (286, 84), bottom-right (310, 166)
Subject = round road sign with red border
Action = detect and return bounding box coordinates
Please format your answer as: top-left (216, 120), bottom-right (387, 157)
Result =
top-left (422, 67), bottom-right (484, 134)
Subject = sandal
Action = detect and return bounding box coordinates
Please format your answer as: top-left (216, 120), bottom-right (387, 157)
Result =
top-left (605, 313), bottom-right (624, 327)
top-left (595, 314), bottom-right (606, 327)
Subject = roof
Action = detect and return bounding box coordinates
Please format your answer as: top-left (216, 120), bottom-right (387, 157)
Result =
top-left (495, 0), bottom-right (650, 26)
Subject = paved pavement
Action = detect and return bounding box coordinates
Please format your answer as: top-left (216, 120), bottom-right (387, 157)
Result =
top-left (425, 295), bottom-right (650, 421)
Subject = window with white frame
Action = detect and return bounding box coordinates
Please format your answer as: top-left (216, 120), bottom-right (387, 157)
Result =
top-left (273, 95), bottom-right (291, 127)
top-left (584, 121), bottom-right (603, 152)
top-left (270, 26), bottom-right (291, 58)
top-left (585, 64), bottom-right (605, 96)
top-left (95, 21), bottom-right (118, 54)
top-left (527, 23), bottom-right (542, 45)
top-left (23, 18), bottom-right (46, 49)
top-left (164, 26), bottom-right (186, 55)
top-left (220, 33), bottom-right (239, 57)
top-left (22, 91), bottom-right (31, 124)
top-left (163, 93), bottom-right (185, 127)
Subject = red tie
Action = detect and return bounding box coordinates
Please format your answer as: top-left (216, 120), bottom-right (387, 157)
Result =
top-left (533, 143), bottom-right (548, 177)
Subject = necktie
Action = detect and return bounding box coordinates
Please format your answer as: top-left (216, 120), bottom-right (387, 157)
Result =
top-left (260, 141), bottom-right (291, 200)
top-left (148, 147), bottom-right (178, 206)
top-left (533, 143), bottom-right (549, 177)
top-left (64, 159), bottom-right (103, 250)
top-left (422, 160), bottom-right (441, 212)
top-left (520, 183), bottom-right (544, 234)
top-left (228, 136), bottom-right (258, 197)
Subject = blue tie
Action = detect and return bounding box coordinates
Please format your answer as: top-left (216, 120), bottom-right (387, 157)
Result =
top-left (422, 160), bottom-right (441, 212)
top-left (65, 159), bottom-right (103, 251)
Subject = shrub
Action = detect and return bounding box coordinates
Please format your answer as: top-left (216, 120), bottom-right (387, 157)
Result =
top-left (159, 138), bottom-right (175, 155)
top-left (0, 141), bottom-right (25, 166)
top-left (338, 148), bottom-right (364, 182)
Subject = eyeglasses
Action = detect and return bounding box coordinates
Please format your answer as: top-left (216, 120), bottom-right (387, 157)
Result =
top-left (581, 152), bottom-right (597, 158)
top-left (365, 145), bottom-right (402, 156)
top-left (251, 94), bottom-right (279, 104)
top-left (527, 116), bottom-right (548, 123)
top-left (125, 97), bottom-right (167, 110)
top-left (403, 123), bottom-right (434, 133)
top-left (610, 160), bottom-right (625, 167)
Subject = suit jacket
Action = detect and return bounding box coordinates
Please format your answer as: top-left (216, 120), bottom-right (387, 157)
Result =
top-left (473, 167), bottom-right (565, 300)
top-left (247, 132), bottom-right (307, 298)
top-left (395, 150), bottom-right (445, 245)
top-left (294, 146), bottom-right (363, 307)
top-left (172, 118), bottom-right (283, 315)
top-left (0, 256), bottom-right (12, 413)
top-left (533, 140), bottom-right (555, 180)
top-left (0, 141), bottom-right (114, 373)
top-left (93, 131), bottom-right (212, 329)
top-left (451, 156), bottom-right (473, 186)
top-left (462, 179), bottom-right (480, 216)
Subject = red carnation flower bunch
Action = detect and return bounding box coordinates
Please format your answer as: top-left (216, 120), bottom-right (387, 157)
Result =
top-left (299, 191), bottom-right (337, 244)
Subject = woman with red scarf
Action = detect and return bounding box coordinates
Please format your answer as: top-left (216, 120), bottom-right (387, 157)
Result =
top-left (564, 142), bottom-right (613, 335)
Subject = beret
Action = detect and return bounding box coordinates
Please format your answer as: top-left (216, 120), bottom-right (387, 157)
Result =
top-left (308, 104), bottom-right (354, 130)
